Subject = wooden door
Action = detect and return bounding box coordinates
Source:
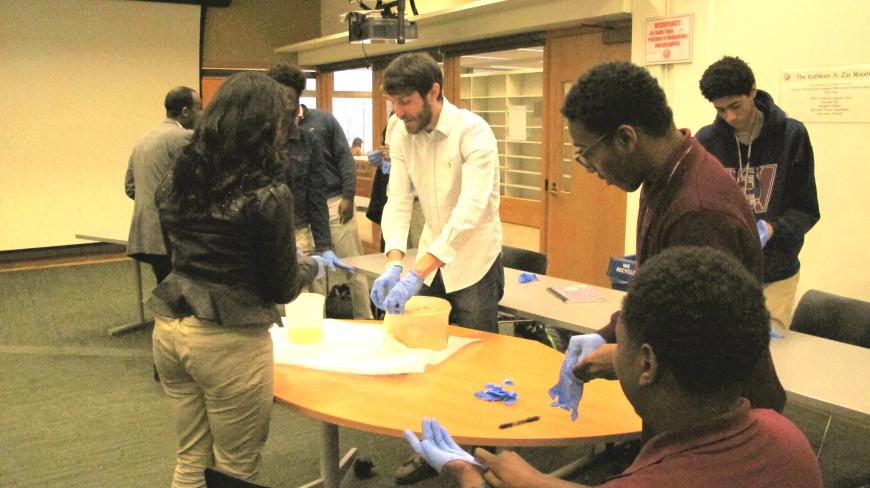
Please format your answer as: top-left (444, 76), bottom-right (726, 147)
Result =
top-left (542, 27), bottom-right (630, 287)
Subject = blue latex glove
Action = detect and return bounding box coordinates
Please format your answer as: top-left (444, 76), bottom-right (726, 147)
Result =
top-left (518, 272), bottom-right (538, 283)
top-left (756, 219), bottom-right (771, 248)
top-left (383, 271), bottom-right (424, 314)
top-left (310, 255), bottom-right (328, 280)
top-left (370, 265), bottom-right (402, 310)
top-left (549, 334), bottom-right (605, 421)
top-left (367, 149), bottom-right (383, 166)
top-left (321, 250), bottom-right (355, 275)
top-left (403, 418), bottom-right (479, 473)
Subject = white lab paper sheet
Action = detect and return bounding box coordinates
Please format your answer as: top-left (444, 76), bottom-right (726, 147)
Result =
top-left (270, 319), bottom-right (480, 375)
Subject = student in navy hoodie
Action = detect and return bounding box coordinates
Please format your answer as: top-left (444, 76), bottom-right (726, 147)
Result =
top-left (697, 56), bottom-right (820, 331)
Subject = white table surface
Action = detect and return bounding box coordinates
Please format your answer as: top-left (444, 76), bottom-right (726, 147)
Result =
top-left (343, 250), bottom-right (870, 424)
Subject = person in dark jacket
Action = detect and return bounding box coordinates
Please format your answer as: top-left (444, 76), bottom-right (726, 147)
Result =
top-left (147, 72), bottom-right (325, 488)
top-left (560, 62), bottom-right (785, 418)
top-left (266, 65), bottom-right (353, 277)
top-left (697, 56), bottom-right (820, 331)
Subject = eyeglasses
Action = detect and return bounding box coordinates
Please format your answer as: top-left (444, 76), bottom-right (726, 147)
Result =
top-left (574, 132), bottom-right (611, 170)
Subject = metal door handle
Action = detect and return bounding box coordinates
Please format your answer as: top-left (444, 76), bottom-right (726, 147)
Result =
top-left (549, 181), bottom-right (558, 195)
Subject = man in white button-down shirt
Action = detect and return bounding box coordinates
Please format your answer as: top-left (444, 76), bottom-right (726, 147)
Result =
top-left (371, 52), bottom-right (504, 336)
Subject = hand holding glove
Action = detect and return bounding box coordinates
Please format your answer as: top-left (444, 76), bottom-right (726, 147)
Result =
top-left (370, 265), bottom-right (403, 310)
top-left (548, 333), bottom-right (605, 420)
top-left (403, 418), bottom-right (479, 473)
top-left (756, 219), bottom-right (771, 248)
top-left (321, 250), bottom-right (355, 275)
top-left (383, 271), bottom-right (424, 315)
top-left (367, 149), bottom-right (383, 167)
top-left (310, 255), bottom-right (328, 280)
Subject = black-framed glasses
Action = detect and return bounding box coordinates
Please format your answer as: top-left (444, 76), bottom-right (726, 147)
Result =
top-left (574, 132), bottom-right (611, 169)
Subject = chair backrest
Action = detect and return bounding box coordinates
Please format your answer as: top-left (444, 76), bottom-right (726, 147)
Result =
top-left (204, 468), bottom-right (271, 488)
top-left (502, 245), bottom-right (547, 275)
top-left (790, 290), bottom-right (870, 348)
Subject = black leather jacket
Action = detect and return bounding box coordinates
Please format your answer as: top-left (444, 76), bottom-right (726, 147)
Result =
top-left (146, 171), bottom-right (318, 327)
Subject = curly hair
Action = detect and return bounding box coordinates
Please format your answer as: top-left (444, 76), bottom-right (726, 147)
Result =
top-left (561, 62), bottom-right (673, 137)
top-left (384, 52), bottom-right (444, 101)
top-left (621, 246), bottom-right (770, 396)
top-left (267, 64), bottom-right (307, 96)
top-left (168, 72), bottom-right (286, 213)
top-left (699, 56), bottom-right (755, 101)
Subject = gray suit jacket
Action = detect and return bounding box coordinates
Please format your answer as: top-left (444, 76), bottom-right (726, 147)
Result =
top-left (125, 119), bottom-right (192, 257)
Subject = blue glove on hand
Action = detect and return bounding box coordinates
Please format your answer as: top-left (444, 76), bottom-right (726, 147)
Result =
top-left (756, 220), bottom-right (771, 248)
top-left (384, 271), bottom-right (424, 315)
top-left (310, 255), bottom-right (328, 280)
top-left (381, 159), bottom-right (391, 174)
top-left (549, 334), bottom-right (605, 421)
top-left (367, 150), bottom-right (383, 167)
top-left (321, 250), bottom-right (355, 275)
top-left (370, 265), bottom-right (403, 310)
top-left (403, 418), bottom-right (479, 473)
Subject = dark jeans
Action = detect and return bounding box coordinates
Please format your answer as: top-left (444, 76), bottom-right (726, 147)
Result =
top-left (418, 254), bottom-right (504, 332)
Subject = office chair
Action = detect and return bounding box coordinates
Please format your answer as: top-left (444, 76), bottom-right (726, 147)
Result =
top-left (499, 246), bottom-right (566, 350)
top-left (790, 290), bottom-right (870, 348)
top-left (204, 468), bottom-right (271, 488)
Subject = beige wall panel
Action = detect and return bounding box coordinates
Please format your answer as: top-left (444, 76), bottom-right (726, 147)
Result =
top-left (203, 0), bottom-right (320, 68)
top-left (631, 0), bottom-right (870, 301)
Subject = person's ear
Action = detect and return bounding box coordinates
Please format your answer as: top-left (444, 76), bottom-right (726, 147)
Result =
top-left (429, 82), bottom-right (441, 101)
top-left (180, 106), bottom-right (190, 118)
top-left (637, 343), bottom-right (658, 386)
top-left (613, 124), bottom-right (638, 154)
top-left (749, 84), bottom-right (757, 100)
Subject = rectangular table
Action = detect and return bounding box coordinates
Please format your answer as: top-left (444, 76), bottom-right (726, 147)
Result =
top-left (273, 322), bottom-right (642, 488)
top-left (342, 251), bottom-right (870, 426)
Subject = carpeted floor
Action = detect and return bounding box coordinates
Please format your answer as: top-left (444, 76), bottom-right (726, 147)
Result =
top-left (0, 259), bottom-right (867, 487)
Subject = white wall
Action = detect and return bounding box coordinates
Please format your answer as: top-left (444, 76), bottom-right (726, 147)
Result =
top-left (0, 0), bottom-right (200, 250)
top-left (627, 0), bottom-right (870, 301)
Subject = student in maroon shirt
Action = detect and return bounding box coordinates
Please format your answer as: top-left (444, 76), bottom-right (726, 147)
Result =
top-left (404, 247), bottom-right (823, 488)
top-left (558, 62), bottom-right (784, 414)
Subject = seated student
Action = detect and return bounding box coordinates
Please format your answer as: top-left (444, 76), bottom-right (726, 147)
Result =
top-left (404, 247), bottom-right (823, 488)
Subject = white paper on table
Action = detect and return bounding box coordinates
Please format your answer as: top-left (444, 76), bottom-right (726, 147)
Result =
top-left (270, 319), bottom-right (480, 375)
top-left (507, 105), bottom-right (527, 141)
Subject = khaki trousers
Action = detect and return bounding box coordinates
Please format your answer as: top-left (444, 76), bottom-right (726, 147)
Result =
top-left (764, 271), bottom-right (800, 331)
top-left (153, 316), bottom-right (274, 488)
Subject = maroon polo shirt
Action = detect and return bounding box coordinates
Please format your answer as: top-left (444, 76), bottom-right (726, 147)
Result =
top-left (601, 399), bottom-right (823, 488)
top-left (597, 131), bottom-right (785, 413)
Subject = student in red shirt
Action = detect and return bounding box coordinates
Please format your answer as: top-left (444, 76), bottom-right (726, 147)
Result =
top-left (405, 247), bottom-right (823, 488)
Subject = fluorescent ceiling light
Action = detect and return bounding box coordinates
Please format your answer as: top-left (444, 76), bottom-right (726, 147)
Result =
top-left (463, 55), bottom-right (509, 60)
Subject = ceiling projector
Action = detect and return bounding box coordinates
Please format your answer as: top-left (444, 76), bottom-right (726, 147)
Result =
top-left (347, 0), bottom-right (418, 44)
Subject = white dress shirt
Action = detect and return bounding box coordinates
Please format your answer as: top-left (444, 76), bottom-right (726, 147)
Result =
top-left (382, 98), bottom-right (503, 293)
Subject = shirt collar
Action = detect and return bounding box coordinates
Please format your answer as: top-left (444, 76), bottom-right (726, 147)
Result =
top-left (430, 98), bottom-right (457, 138)
top-left (620, 398), bottom-right (753, 476)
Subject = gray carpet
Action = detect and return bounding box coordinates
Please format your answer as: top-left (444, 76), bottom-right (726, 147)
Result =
top-left (0, 260), bottom-right (867, 487)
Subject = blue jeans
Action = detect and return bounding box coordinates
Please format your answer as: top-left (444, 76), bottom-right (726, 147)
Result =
top-left (418, 254), bottom-right (504, 332)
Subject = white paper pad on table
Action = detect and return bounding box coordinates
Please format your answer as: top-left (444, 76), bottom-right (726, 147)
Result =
top-left (271, 319), bottom-right (479, 375)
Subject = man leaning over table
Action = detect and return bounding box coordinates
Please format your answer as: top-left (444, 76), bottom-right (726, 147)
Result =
top-left (405, 247), bottom-right (823, 488)
top-left (560, 62), bottom-right (785, 416)
top-left (370, 51), bottom-right (505, 485)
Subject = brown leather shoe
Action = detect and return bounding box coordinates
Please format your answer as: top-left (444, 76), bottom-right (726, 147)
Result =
top-left (393, 452), bottom-right (438, 485)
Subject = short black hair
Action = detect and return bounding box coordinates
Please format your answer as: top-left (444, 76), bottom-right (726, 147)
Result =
top-left (621, 246), bottom-right (770, 396)
top-left (267, 64), bottom-right (307, 96)
top-left (383, 52), bottom-right (444, 101)
top-left (164, 86), bottom-right (197, 118)
top-left (561, 62), bottom-right (673, 138)
top-left (699, 56), bottom-right (755, 101)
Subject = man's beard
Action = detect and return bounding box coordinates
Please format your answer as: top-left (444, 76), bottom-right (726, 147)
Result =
top-left (403, 97), bottom-right (433, 135)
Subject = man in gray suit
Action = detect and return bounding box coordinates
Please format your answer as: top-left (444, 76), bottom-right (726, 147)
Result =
top-left (125, 86), bottom-right (201, 282)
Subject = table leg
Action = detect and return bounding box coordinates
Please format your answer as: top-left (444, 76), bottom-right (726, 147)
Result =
top-left (297, 422), bottom-right (358, 488)
top-left (108, 259), bottom-right (152, 336)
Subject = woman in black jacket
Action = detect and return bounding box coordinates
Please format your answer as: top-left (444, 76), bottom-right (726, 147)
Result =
top-left (147, 72), bottom-right (324, 488)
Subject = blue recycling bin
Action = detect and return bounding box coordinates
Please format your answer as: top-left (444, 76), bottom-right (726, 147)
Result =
top-left (607, 255), bottom-right (637, 291)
